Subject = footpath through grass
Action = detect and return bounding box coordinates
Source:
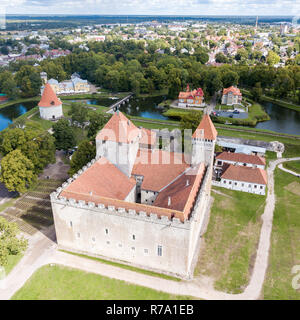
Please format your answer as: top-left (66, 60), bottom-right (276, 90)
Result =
top-left (12, 265), bottom-right (194, 300)
top-left (263, 169), bottom-right (300, 300)
top-left (195, 187), bottom-right (266, 294)
top-left (283, 161), bottom-right (300, 174)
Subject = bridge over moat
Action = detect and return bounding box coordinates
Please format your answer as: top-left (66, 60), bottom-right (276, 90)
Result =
top-left (106, 93), bottom-right (133, 114)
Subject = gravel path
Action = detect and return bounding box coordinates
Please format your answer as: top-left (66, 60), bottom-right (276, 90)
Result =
top-left (1, 157), bottom-right (300, 300)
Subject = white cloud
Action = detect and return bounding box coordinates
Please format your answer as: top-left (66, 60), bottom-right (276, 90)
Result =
top-left (3, 0), bottom-right (299, 15)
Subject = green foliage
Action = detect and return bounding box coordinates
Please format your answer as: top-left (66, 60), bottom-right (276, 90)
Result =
top-left (15, 65), bottom-right (42, 98)
top-left (0, 217), bottom-right (28, 267)
top-left (70, 102), bottom-right (89, 126)
top-left (53, 119), bottom-right (76, 151)
top-left (0, 150), bottom-right (37, 193)
top-left (180, 111), bottom-right (203, 132)
top-left (87, 113), bottom-right (108, 138)
top-left (267, 50), bottom-right (280, 66)
top-left (0, 128), bottom-right (56, 174)
top-left (69, 140), bottom-right (96, 176)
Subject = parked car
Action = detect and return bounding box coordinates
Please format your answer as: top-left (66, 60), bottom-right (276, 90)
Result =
top-left (233, 109), bottom-right (240, 114)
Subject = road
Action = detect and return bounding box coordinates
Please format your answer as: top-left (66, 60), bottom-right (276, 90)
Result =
top-left (1, 157), bottom-right (300, 300)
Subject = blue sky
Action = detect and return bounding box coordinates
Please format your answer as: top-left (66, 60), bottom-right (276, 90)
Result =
top-left (1, 0), bottom-right (299, 16)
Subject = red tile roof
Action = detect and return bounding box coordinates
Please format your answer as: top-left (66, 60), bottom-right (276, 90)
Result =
top-left (61, 157), bottom-right (136, 201)
top-left (192, 114), bottom-right (218, 140)
top-left (216, 152), bottom-right (266, 166)
top-left (96, 112), bottom-right (140, 144)
top-left (223, 86), bottom-right (242, 96)
top-left (132, 149), bottom-right (190, 191)
top-left (178, 87), bottom-right (204, 99)
top-left (221, 165), bottom-right (267, 185)
top-left (38, 83), bottom-right (62, 107)
top-left (153, 164), bottom-right (205, 214)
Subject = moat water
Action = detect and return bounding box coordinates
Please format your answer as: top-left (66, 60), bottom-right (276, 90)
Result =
top-left (1, 97), bottom-right (299, 135)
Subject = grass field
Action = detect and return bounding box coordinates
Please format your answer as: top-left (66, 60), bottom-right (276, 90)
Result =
top-left (195, 187), bottom-right (266, 294)
top-left (5, 254), bottom-right (23, 275)
top-left (61, 250), bottom-right (181, 282)
top-left (283, 161), bottom-right (300, 174)
top-left (263, 169), bottom-right (300, 300)
top-left (12, 265), bottom-right (193, 300)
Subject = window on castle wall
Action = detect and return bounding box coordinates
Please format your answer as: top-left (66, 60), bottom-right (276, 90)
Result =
top-left (144, 249), bottom-right (149, 255)
top-left (132, 235), bottom-right (136, 240)
top-left (106, 241), bottom-right (110, 245)
top-left (157, 245), bottom-right (163, 257)
top-left (131, 247), bottom-right (135, 251)
top-left (92, 237), bottom-right (95, 242)
top-left (77, 233), bottom-right (80, 238)
top-left (105, 228), bottom-right (109, 235)
top-left (70, 221), bottom-right (73, 227)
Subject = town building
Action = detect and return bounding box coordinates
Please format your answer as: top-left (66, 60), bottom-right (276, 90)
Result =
top-left (40, 72), bottom-right (90, 95)
top-left (178, 85), bottom-right (205, 108)
top-left (215, 152), bottom-right (266, 169)
top-left (221, 86), bottom-right (242, 105)
top-left (216, 164), bottom-right (267, 195)
top-left (50, 112), bottom-right (218, 279)
top-left (38, 83), bottom-right (63, 120)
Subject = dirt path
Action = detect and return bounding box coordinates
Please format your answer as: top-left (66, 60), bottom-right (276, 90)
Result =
top-left (278, 163), bottom-right (300, 177)
top-left (1, 157), bottom-right (300, 300)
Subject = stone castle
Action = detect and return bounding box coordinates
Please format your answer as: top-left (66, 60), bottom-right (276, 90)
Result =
top-left (50, 112), bottom-right (218, 279)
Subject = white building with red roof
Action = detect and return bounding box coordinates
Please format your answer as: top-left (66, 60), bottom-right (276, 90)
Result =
top-left (38, 83), bottom-right (63, 120)
top-left (221, 86), bottom-right (242, 105)
top-left (218, 164), bottom-right (267, 195)
top-left (51, 112), bottom-right (217, 278)
top-left (216, 152), bottom-right (266, 169)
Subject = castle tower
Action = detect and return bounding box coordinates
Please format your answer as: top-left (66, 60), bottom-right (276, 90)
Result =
top-left (192, 114), bottom-right (218, 166)
top-left (38, 83), bottom-right (63, 120)
top-left (96, 111), bottom-right (141, 177)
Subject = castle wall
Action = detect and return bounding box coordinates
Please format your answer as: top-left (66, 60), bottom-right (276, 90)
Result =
top-left (51, 163), bottom-right (212, 279)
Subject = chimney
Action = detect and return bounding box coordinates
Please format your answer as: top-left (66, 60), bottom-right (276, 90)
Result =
top-left (89, 191), bottom-right (93, 196)
top-left (168, 196), bottom-right (171, 207)
top-left (186, 179), bottom-right (190, 187)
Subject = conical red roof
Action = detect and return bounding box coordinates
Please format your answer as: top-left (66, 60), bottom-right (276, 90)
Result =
top-left (96, 111), bottom-right (140, 144)
top-left (38, 83), bottom-right (62, 107)
top-left (192, 114), bottom-right (218, 140)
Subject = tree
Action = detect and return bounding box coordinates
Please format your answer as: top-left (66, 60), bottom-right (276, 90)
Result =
top-left (0, 217), bottom-right (28, 267)
top-left (221, 70), bottom-right (239, 88)
top-left (0, 150), bottom-right (37, 193)
top-left (53, 119), bottom-right (76, 151)
top-left (70, 103), bottom-right (89, 127)
top-left (251, 82), bottom-right (263, 102)
top-left (215, 53), bottom-right (228, 64)
top-left (180, 111), bottom-right (203, 132)
top-left (266, 51), bottom-right (280, 66)
top-left (87, 113), bottom-right (107, 138)
top-left (15, 65), bottom-right (42, 97)
top-left (69, 140), bottom-right (96, 175)
top-left (0, 72), bottom-right (18, 99)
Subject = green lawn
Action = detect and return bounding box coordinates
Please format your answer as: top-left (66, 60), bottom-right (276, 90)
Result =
top-left (283, 161), bottom-right (300, 174)
top-left (61, 250), bottom-right (181, 282)
top-left (5, 253), bottom-right (23, 275)
top-left (263, 169), bottom-right (300, 300)
top-left (195, 187), bottom-right (266, 294)
top-left (12, 265), bottom-right (193, 300)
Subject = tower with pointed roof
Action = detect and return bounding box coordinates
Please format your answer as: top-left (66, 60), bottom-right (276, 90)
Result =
top-left (192, 114), bottom-right (217, 166)
top-left (38, 83), bottom-right (63, 120)
top-left (96, 111), bottom-right (141, 177)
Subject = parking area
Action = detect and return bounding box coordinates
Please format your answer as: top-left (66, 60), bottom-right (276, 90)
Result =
top-left (214, 110), bottom-right (248, 119)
